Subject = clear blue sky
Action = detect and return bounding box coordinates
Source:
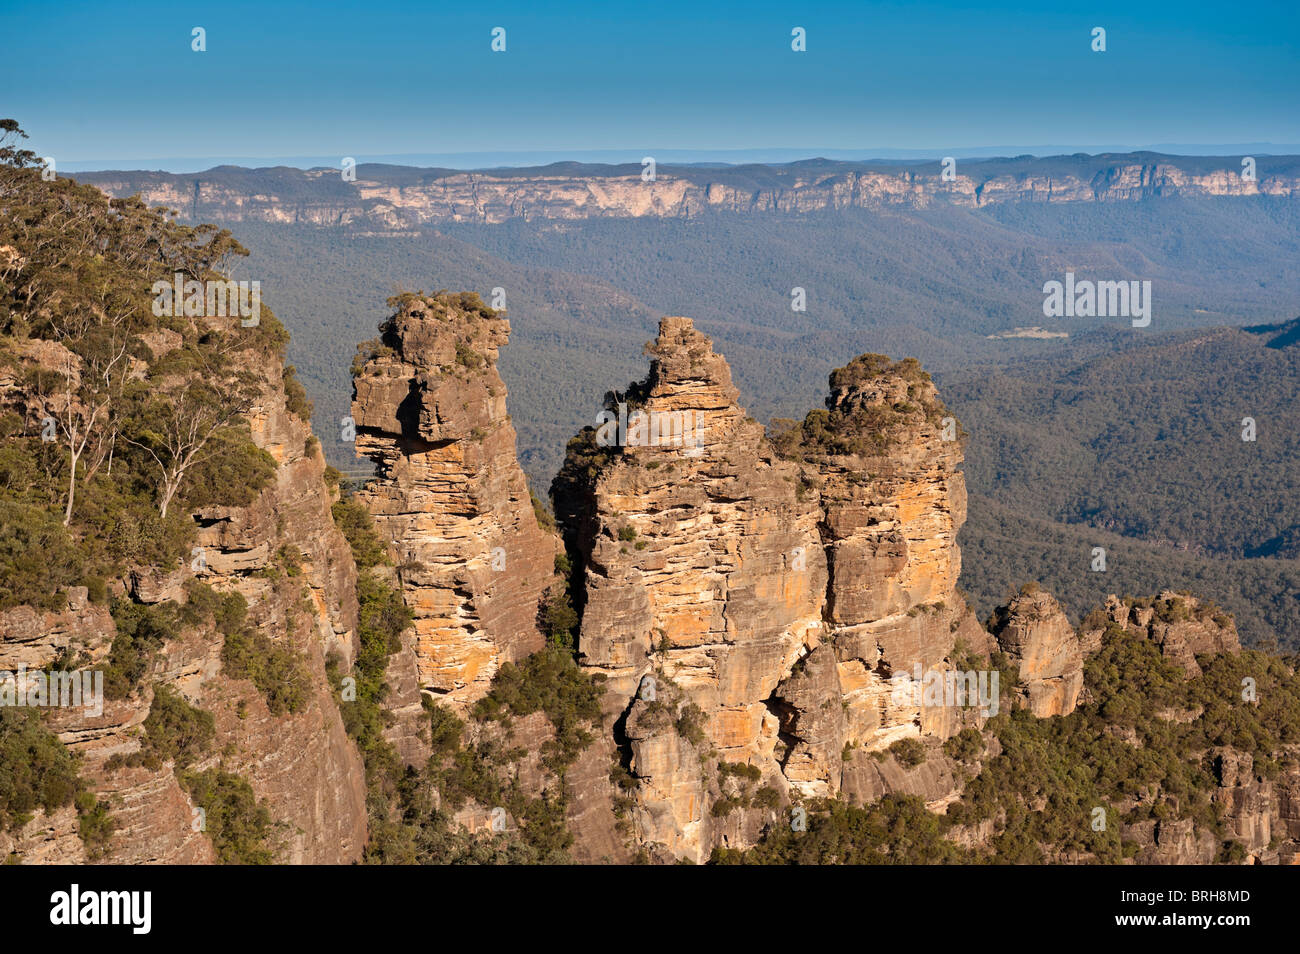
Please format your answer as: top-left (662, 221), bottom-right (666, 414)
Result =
top-left (3, 0), bottom-right (1298, 164)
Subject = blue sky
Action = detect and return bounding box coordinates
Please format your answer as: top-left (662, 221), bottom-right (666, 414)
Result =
top-left (3, 0), bottom-right (1298, 167)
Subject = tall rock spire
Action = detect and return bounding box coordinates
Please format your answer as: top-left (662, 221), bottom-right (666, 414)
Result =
top-left (351, 292), bottom-right (557, 711)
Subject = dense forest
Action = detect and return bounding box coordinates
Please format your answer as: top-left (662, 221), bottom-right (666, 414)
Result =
top-left (223, 199), bottom-right (1300, 652)
top-left (231, 196), bottom-right (1300, 488)
top-left (945, 321), bottom-right (1300, 649)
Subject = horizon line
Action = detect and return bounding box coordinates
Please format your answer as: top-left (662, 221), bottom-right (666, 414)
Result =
top-left (61, 143), bottom-right (1300, 176)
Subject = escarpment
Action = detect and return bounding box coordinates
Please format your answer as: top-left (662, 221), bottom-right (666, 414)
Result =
top-left (551, 317), bottom-right (990, 860)
top-left (0, 322), bottom-right (367, 865)
top-left (350, 292), bottom-right (558, 711)
top-left (85, 157), bottom-right (1300, 228)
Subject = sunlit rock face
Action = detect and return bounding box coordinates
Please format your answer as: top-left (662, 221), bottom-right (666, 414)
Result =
top-left (553, 319), bottom-right (986, 859)
top-left (352, 293), bottom-right (558, 712)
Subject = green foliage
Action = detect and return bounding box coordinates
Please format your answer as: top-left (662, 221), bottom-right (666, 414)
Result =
top-left (179, 768), bottom-right (274, 864)
top-left (324, 567), bottom-right (413, 859)
top-left (472, 647), bottom-right (603, 771)
top-left (675, 702), bottom-right (708, 747)
top-left (0, 705), bottom-right (115, 857)
top-left (427, 702), bottom-right (464, 757)
top-left (713, 795), bottom-right (972, 865)
top-left (75, 791), bottom-right (115, 859)
top-left (530, 489), bottom-right (556, 532)
top-left (454, 340), bottom-right (485, 370)
top-left (102, 599), bottom-right (180, 699)
top-left (0, 499), bottom-right (81, 610)
top-left (221, 622), bottom-right (311, 716)
top-left (177, 426), bottom-right (276, 511)
top-left (770, 356), bottom-right (950, 463)
top-left (0, 122), bottom-right (298, 614)
top-left (281, 365), bottom-right (313, 419)
top-left (943, 727), bottom-right (985, 763)
top-left (944, 628), bottom-right (1300, 863)
top-left (540, 585), bottom-right (579, 651)
top-left (0, 707), bottom-right (81, 830)
top-left (948, 324), bottom-right (1300, 649)
top-left (359, 644), bottom-right (605, 864)
top-left (331, 497), bottom-right (389, 569)
top-left (887, 737), bottom-right (927, 768)
top-left (141, 683), bottom-right (215, 769)
top-left (719, 760), bottom-right (763, 782)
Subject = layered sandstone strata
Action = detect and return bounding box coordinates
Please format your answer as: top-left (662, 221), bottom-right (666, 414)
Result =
top-left (0, 335), bottom-right (367, 864)
top-left (989, 588), bottom-right (1085, 718)
top-left (553, 318), bottom-right (987, 859)
top-left (85, 160), bottom-right (1300, 228)
top-left (351, 292), bottom-right (557, 710)
top-left (784, 354), bottom-right (991, 768)
top-left (553, 317), bottom-right (827, 859)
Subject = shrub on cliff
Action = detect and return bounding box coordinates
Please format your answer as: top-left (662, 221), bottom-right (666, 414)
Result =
top-left (101, 599), bottom-right (181, 699)
top-left (0, 708), bottom-right (81, 829)
top-left (713, 794), bottom-right (971, 865)
top-left (141, 683), bottom-right (216, 770)
top-left (331, 497), bottom-right (389, 569)
top-left (0, 708), bottom-right (115, 857)
top-left (472, 646), bottom-right (603, 770)
top-left (179, 768), bottom-right (274, 864)
top-left (220, 624), bottom-right (311, 716)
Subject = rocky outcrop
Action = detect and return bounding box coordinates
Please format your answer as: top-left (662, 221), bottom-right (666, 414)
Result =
top-left (1083, 592), bottom-right (1241, 676)
top-left (553, 318), bottom-right (990, 860)
top-left (990, 588), bottom-right (1085, 717)
top-left (0, 338), bottom-right (368, 864)
top-left (552, 316), bottom-right (827, 860)
top-left (85, 156), bottom-right (1300, 228)
top-left (786, 354), bottom-right (992, 761)
top-left (351, 292), bottom-right (557, 711)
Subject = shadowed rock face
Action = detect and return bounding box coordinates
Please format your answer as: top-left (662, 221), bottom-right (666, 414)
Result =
top-left (552, 317), bottom-right (988, 860)
top-left (351, 293), bottom-right (558, 711)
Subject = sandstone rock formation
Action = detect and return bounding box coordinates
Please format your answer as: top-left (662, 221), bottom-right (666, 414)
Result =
top-left (86, 159), bottom-right (1300, 228)
top-left (785, 354), bottom-right (992, 761)
top-left (1081, 591), bottom-right (1241, 676)
top-left (990, 588), bottom-right (1085, 717)
top-left (0, 335), bottom-right (368, 864)
top-left (552, 318), bottom-right (990, 860)
top-left (351, 292), bottom-right (558, 710)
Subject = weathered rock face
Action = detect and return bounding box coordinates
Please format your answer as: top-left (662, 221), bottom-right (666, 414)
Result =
top-left (352, 293), bottom-right (557, 711)
top-left (552, 317), bottom-right (828, 860)
top-left (991, 589), bottom-right (1085, 718)
top-left (85, 158), bottom-right (1300, 228)
top-left (1085, 592), bottom-right (1241, 676)
top-left (0, 342), bottom-right (368, 864)
top-left (788, 355), bottom-right (990, 762)
top-left (553, 319), bottom-right (988, 860)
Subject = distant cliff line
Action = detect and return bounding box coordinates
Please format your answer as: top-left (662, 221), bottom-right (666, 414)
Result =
top-left (80, 153), bottom-right (1300, 227)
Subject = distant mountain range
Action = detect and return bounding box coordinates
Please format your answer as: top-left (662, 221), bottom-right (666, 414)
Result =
top-left (79, 152), bottom-right (1300, 227)
top-left (58, 144), bottom-right (1300, 174)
